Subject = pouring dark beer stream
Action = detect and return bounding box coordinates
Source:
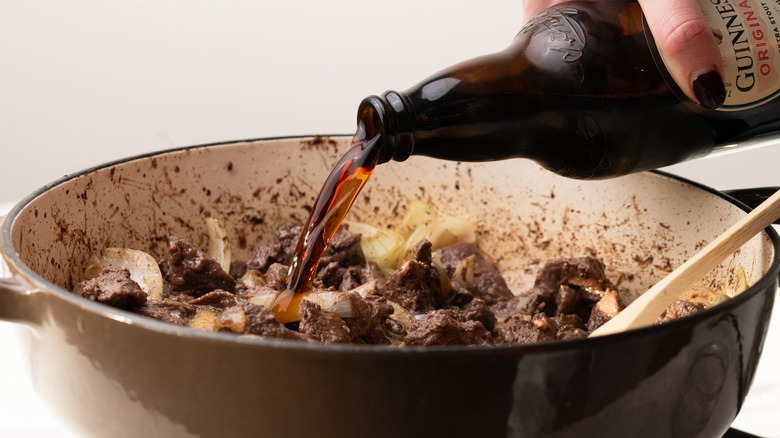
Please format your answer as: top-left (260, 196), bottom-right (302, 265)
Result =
top-left (272, 117), bottom-right (381, 323)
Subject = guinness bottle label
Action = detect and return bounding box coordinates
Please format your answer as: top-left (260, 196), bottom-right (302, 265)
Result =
top-left (700, 0), bottom-right (780, 110)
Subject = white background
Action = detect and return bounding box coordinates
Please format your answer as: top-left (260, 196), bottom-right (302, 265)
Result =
top-left (1, 1), bottom-right (779, 436)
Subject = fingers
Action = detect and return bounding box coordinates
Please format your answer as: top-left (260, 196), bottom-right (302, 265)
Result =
top-left (521, 0), bottom-right (724, 107)
top-left (638, 0), bottom-right (726, 108)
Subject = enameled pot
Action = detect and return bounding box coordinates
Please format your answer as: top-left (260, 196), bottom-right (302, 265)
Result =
top-left (1, 136), bottom-right (777, 438)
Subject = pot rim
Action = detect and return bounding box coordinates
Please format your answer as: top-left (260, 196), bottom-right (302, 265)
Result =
top-left (2, 135), bottom-right (779, 355)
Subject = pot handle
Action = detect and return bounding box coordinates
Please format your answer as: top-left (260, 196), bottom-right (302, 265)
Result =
top-left (0, 277), bottom-right (44, 326)
top-left (723, 187), bottom-right (780, 225)
top-left (0, 217), bottom-right (43, 326)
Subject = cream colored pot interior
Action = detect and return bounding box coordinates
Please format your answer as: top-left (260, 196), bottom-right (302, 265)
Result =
top-left (8, 136), bottom-right (775, 305)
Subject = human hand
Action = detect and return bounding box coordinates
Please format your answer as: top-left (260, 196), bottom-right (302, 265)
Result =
top-left (521, 0), bottom-right (726, 109)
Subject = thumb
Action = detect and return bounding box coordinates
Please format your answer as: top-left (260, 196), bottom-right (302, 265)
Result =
top-left (638, 0), bottom-right (726, 109)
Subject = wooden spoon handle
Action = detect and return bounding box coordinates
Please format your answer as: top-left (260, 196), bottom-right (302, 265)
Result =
top-left (591, 189), bottom-right (780, 337)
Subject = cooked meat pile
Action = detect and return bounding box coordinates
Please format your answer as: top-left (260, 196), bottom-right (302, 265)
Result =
top-left (73, 225), bottom-right (704, 346)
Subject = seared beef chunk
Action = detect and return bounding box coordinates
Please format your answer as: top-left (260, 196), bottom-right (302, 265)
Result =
top-left (436, 242), bottom-right (514, 306)
top-left (320, 226), bottom-right (365, 268)
top-left (313, 261), bottom-right (343, 290)
top-left (264, 263), bottom-right (288, 290)
top-left (587, 289), bottom-right (622, 331)
top-left (314, 262), bottom-right (383, 292)
top-left (243, 303), bottom-right (309, 340)
top-left (376, 240), bottom-right (453, 313)
top-left (161, 236), bottom-right (236, 296)
top-left (299, 293), bottom-right (399, 344)
top-left (490, 257), bottom-right (622, 342)
top-left (458, 298), bottom-right (497, 332)
top-left (555, 314), bottom-right (589, 340)
top-left (520, 257), bottom-right (620, 325)
top-left (490, 293), bottom-right (537, 322)
top-left (243, 225), bottom-right (302, 273)
top-left (73, 268), bottom-right (147, 309)
top-left (241, 302), bottom-right (284, 336)
top-left (656, 300), bottom-right (706, 324)
top-left (497, 314), bottom-right (554, 344)
top-left (555, 285), bottom-right (580, 316)
top-left (311, 226), bottom-right (380, 291)
top-left (336, 266), bottom-right (364, 291)
top-left (362, 261), bottom-right (386, 283)
top-left (344, 293), bottom-right (397, 344)
top-left (299, 300), bottom-right (352, 344)
top-left (377, 259), bottom-right (436, 313)
top-left (189, 290), bottom-right (239, 309)
top-left (404, 309), bottom-right (493, 346)
top-left (276, 225), bottom-right (303, 263)
top-left (535, 257), bottom-right (614, 293)
top-left (497, 313), bottom-right (587, 344)
top-left (245, 241), bottom-right (285, 274)
top-left (136, 296), bottom-right (197, 325)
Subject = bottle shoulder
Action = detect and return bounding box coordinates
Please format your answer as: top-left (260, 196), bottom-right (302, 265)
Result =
top-left (409, 1), bottom-right (668, 99)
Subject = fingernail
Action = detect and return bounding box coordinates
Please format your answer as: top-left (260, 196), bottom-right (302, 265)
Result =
top-left (692, 69), bottom-right (726, 109)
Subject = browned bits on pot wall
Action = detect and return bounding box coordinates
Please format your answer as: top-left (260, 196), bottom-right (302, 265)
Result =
top-left (8, 136), bottom-right (767, 313)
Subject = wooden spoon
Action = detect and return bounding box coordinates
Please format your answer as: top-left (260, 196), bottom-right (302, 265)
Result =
top-left (590, 188), bottom-right (780, 338)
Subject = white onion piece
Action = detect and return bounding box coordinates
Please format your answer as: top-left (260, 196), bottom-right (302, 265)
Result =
top-left (247, 291), bottom-right (278, 309)
top-left (712, 266), bottom-right (749, 307)
top-left (678, 284), bottom-right (719, 307)
top-left (348, 200), bottom-right (477, 270)
top-left (344, 221), bottom-right (405, 271)
top-left (734, 266), bottom-right (749, 296)
top-left (302, 291), bottom-right (355, 319)
top-left (711, 294), bottom-right (730, 307)
top-left (84, 248), bottom-right (164, 301)
top-left (206, 217), bottom-right (231, 273)
top-left (429, 216), bottom-right (477, 250)
top-left (216, 306), bottom-right (246, 333)
top-left (386, 300), bottom-right (416, 333)
top-left (398, 200), bottom-right (437, 238)
top-left (188, 307), bottom-right (220, 331)
top-left (240, 270), bottom-right (267, 289)
top-left (351, 280), bottom-right (378, 298)
top-left (452, 255), bottom-right (476, 288)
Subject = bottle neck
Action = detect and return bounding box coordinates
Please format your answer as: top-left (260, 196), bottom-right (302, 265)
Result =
top-left (357, 91), bottom-right (415, 164)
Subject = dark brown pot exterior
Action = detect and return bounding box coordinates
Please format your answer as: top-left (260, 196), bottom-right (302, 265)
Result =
top-left (11, 279), bottom-right (775, 438)
top-left (2, 136), bottom-right (778, 438)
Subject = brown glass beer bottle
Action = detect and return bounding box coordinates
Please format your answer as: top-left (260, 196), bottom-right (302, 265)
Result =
top-left (278, 0), bottom-right (780, 301)
top-left (358, 0), bottom-right (780, 179)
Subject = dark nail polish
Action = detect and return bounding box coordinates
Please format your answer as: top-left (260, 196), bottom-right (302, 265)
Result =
top-left (692, 70), bottom-right (726, 109)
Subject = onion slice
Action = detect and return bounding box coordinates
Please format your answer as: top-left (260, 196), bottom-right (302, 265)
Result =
top-left (344, 221), bottom-right (405, 271)
top-left (247, 290), bottom-right (280, 309)
top-left (188, 307), bottom-right (220, 331)
top-left (84, 248), bottom-right (164, 301)
top-left (734, 266), bottom-right (749, 296)
top-left (429, 216), bottom-right (477, 250)
top-left (398, 200), bottom-right (437, 238)
top-left (206, 217), bottom-right (231, 273)
top-left (303, 291), bottom-right (355, 319)
top-left (240, 270), bottom-right (267, 289)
